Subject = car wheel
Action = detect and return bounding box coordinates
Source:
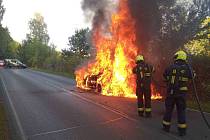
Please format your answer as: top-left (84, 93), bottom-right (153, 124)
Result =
top-left (96, 84), bottom-right (102, 93)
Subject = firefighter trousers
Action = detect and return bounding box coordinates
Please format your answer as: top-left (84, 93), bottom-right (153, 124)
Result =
top-left (136, 84), bottom-right (151, 115)
top-left (163, 95), bottom-right (187, 132)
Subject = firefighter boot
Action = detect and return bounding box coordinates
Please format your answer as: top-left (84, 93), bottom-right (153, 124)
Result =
top-left (138, 108), bottom-right (144, 117)
top-left (145, 107), bottom-right (152, 118)
top-left (178, 128), bottom-right (186, 136)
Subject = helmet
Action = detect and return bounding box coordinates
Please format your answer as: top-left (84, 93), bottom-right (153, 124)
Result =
top-left (174, 51), bottom-right (187, 61)
top-left (136, 55), bottom-right (144, 62)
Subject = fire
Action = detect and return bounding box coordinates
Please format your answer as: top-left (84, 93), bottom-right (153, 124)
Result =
top-left (75, 0), bottom-right (162, 99)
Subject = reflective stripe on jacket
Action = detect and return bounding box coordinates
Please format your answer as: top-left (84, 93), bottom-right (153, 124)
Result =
top-left (163, 60), bottom-right (194, 94)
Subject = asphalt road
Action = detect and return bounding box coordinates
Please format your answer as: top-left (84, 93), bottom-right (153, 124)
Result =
top-left (0, 69), bottom-right (209, 140)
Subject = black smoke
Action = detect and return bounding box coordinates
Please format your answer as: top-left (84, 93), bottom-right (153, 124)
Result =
top-left (81, 0), bottom-right (117, 32)
top-left (81, 0), bottom-right (169, 88)
top-left (128, 0), bottom-right (161, 49)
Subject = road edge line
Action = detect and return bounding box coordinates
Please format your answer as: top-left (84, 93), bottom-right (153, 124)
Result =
top-left (0, 75), bottom-right (27, 140)
top-left (48, 82), bottom-right (138, 122)
top-left (156, 100), bottom-right (210, 115)
top-left (33, 69), bottom-right (210, 115)
top-left (46, 82), bottom-right (181, 140)
top-left (187, 108), bottom-right (210, 115)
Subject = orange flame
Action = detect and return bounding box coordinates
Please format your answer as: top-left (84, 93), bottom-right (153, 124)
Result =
top-left (75, 0), bottom-right (162, 99)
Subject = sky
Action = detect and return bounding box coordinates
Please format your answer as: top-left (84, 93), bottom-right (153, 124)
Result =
top-left (2, 0), bottom-right (91, 50)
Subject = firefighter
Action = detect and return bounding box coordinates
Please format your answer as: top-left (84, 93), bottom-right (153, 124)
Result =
top-left (162, 50), bottom-right (195, 136)
top-left (133, 55), bottom-right (155, 117)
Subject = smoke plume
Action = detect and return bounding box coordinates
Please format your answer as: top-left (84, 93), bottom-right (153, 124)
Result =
top-left (81, 0), bottom-right (118, 32)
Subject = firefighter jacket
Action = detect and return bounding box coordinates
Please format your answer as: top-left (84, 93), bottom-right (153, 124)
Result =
top-left (133, 62), bottom-right (154, 88)
top-left (163, 60), bottom-right (194, 96)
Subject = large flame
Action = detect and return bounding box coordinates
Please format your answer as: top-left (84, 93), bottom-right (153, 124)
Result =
top-left (75, 0), bottom-right (162, 99)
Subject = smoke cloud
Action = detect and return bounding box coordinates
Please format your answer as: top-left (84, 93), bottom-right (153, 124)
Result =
top-left (81, 0), bottom-right (118, 32)
top-left (81, 0), bottom-right (162, 63)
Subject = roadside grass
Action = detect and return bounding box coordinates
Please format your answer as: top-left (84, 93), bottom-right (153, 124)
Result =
top-left (32, 68), bottom-right (75, 79)
top-left (187, 99), bottom-right (210, 113)
top-left (0, 103), bottom-right (9, 140)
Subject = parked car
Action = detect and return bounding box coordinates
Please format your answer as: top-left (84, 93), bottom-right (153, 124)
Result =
top-left (4, 59), bottom-right (27, 69)
top-left (0, 60), bottom-right (5, 67)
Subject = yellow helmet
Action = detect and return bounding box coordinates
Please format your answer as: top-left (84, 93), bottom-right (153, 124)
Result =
top-left (174, 51), bottom-right (187, 61)
top-left (136, 55), bottom-right (144, 62)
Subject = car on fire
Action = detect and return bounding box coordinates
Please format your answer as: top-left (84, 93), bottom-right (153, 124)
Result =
top-left (4, 59), bottom-right (27, 69)
top-left (83, 73), bottom-right (102, 93)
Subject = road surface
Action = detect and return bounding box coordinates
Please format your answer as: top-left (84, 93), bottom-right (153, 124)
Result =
top-left (0, 69), bottom-right (209, 140)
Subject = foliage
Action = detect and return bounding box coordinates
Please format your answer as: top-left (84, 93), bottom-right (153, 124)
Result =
top-left (61, 49), bottom-right (83, 72)
top-left (0, 0), bottom-right (19, 59)
top-left (184, 16), bottom-right (210, 98)
top-left (27, 13), bottom-right (50, 45)
top-left (0, 26), bottom-right (19, 59)
top-left (129, 0), bottom-right (210, 64)
top-left (55, 28), bottom-right (92, 74)
top-left (185, 39), bottom-right (209, 56)
top-left (159, 0), bottom-right (209, 47)
top-left (184, 17), bottom-right (210, 56)
top-left (0, 0), bottom-right (5, 24)
top-left (16, 14), bottom-right (89, 75)
top-left (19, 13), bottom-right (51, 67)
top-left (127, 0), bottom-right (210, 86)
top-left (67, 28), bottom-right (91, 58)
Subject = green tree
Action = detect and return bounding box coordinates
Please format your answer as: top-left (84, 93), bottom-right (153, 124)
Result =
top-left (20, 13), bottom-right (50, 67)
top-left (0, 0), bottom-right (11, 59)
top-left (128, 0), bottom-right (209, 56)
top-left (43, 44), bottom-right (61, 70)
top-left (135, 0), bottom-right (209, 82)
top-left (183, 16), bottom-right (210, 99)
top-left (0, 26), bottom-right (13, 59)
top-left (67, 28), bottom-right (91, 58)
top-left (0, 1), bottom-right (20, 59)
top-left (27, 13), bottom-right (50, 45)
top-left (60, 28), bottom-right (91, 73)
top-left (185, 17), bottom-right (210, 56)
top-left (61, 49), bottom-right (82, 71)
top-left (0, 0), bottom-right (5, 24)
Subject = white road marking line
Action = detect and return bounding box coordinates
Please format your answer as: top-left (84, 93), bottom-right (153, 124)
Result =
top-left (45, 80), bottom-right (181, 140)
top-left (27, 72), bottom-right (181, 140)
top-left (49, 82), bottom-right (138, 122)
top-left (156, 100), bottom-right (210, 115)
top-left (41, 70), bottom-right (210, 115)
top-left (30, 117), bottom-right (124, 138)
top-left (31, 125), bottom-right (83, 137)
top-left (0, 75), bottom-right (27, 140)
top-left (187, 108), bottom-right (210, 115)
top-left (99, 117), bottom-right (124, 125)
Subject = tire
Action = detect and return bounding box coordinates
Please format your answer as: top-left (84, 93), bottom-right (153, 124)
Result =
top-left (96, 84), bottom-right (102, 93)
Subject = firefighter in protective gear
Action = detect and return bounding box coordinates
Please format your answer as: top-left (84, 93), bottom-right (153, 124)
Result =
top-left (162, 50), bottom-right (195, 136)
top-left (133, 55), bottom-right (155, 117)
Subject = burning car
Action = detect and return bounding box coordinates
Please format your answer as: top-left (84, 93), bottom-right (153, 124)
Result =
top-left (75, 0), bottom-right (162, 99)
top-left (82, 72), bottom-right (102, 93)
